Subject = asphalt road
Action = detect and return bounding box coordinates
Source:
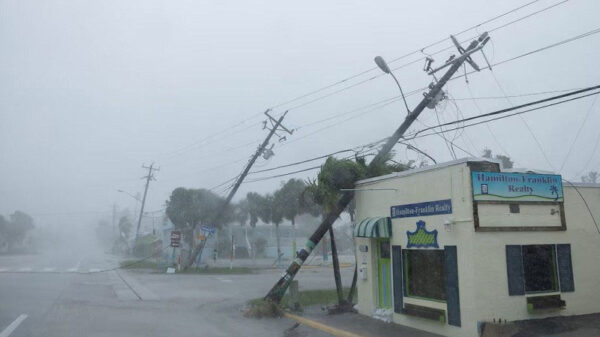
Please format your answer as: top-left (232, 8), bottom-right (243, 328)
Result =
top-left (0, 245), bottom-right (352, 337)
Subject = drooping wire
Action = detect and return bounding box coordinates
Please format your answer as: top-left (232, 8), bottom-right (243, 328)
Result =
top-left (558, 94), bottom-right (599, 173)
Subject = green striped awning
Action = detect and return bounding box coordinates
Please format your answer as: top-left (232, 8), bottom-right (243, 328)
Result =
top-left (353, 217), bottom-right (392, 238)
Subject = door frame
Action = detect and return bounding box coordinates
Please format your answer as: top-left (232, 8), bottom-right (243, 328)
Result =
top-left (377, 239), bottom-right (392, 309)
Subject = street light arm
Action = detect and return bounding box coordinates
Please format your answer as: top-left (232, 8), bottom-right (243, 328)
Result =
top-left (389, 72), bottom-right (411, 115)
top-left (117, 189), bottom-right (141, 203)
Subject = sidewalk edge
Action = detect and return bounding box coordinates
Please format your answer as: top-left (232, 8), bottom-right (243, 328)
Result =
top-left (283, 312), bottom-right (365, 337)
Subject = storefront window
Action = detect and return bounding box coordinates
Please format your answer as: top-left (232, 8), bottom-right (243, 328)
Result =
top-left (404, 249), bottom-right (446, 301)
top-left (522, 245), bottom-right (558, 293)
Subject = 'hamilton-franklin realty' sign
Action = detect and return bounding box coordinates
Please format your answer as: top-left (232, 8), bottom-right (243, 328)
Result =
top-left (391, 199), bottom-right (452, 219)
top-left (472, 171), bottom-right (563, 202)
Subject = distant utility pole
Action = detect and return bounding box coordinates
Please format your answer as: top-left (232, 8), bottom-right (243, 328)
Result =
top-left (265, 32), bottom-right (491, 303)
top-left (187, 110), bottom-right (293, 266)
top-left (135, 163), bottom-right (159, 241)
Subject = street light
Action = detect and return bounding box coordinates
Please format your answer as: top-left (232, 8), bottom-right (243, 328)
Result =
top-left (374, 56), bottom-right (411, 115)
top-left (117, 189), bottom-right (141, 203)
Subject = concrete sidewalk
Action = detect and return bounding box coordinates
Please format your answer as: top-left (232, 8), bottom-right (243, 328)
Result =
top-left (288, 310), bottom-right (600, 337)
top-left (286, 310), bottom-right (442, 337)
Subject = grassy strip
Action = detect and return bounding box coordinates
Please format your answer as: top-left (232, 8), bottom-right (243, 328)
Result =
top-left (118, 261), bottom-right (255, 275)
top-left (247, 287), bottom-right (357, 311)
top-left (178, 267), bottom-right (255, 274)
top-left (119, 260), bottom-right (160, 269)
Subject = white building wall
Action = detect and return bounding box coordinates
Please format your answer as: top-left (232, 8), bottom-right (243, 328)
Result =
top-left (354, 161), bottom-right (600, 337)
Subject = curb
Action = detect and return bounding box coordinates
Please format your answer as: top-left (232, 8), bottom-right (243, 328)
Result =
top-left (284, 312), bottom-right (365, 337)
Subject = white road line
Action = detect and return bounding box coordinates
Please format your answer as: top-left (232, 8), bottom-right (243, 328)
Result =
top-left (67, 268), bottom-right (78, 273)
top-left (42, 267), bottom-right (55, 272)
top-left (0, 268), bottom-right (8, 273)
top-left (88, 268), bottom-right (101, 273)
top-left (17, 268), bottom-right (31, 272)
top-left (0, 314), bottom-right (28, 337)
top-left (216, 277), bottom-right (233, 283)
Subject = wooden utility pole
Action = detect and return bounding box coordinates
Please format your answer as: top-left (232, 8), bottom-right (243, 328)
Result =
top-left (222, 110), bottom-right (292, 208)
top-left (265, 32), bottom-right (490, 303)
top-left (135, 163), bottom-right (159, 242)
top-left (187, 110), bottom-right (293, 266)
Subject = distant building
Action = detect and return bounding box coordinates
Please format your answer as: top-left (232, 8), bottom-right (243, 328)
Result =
top-left (353, 158), bottom-right (600, 337)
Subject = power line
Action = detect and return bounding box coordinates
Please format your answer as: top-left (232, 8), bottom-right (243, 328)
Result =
top-left (155, 1), bottom-right (568, 161)
top-left (489, 68), bottom-right (556, 171)
top-left (559, 94), bottom-right (599, 172)
top-left (274, 27), bottom-right (600, 148)
top-left (249, 149), bottom-right (356, 174)
top-left (450, 87), bottom-right (583, 101)
top-left (268, 0), bottom-right (555, 112)
top-left (195, 86), bottom-right (600, 190)
top-left (406, 88), bottom-right (600, 140)
top-left (159, 12), bottom-right (599, 185)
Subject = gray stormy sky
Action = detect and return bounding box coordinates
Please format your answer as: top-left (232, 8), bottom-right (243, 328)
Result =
top-left (1, 0), bottom-right (599, 229)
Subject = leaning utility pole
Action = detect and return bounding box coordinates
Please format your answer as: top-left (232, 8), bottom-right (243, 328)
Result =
top-left (222, 110), bottom-right (292, 210)
top-left (265, 32), bottom-right (490, 303)
top-left (187, 110), bottom-right (293, 266)
top-left (135, 163), bottom-right (159, 242)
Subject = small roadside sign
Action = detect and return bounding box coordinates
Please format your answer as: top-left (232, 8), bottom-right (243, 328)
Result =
top-left (170, 230), bottom-right (181, 247)
top-left (200, 225), bottom-right (215, 234)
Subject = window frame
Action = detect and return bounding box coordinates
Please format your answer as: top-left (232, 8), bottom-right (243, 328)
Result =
top-left (402, 249), bottom-right (447, 303)
top-left (521, 244), bottom-right (559, 294)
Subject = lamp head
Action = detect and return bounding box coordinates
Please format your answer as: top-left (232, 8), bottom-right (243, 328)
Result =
top-left (374, 56), bottom-right (391, 74)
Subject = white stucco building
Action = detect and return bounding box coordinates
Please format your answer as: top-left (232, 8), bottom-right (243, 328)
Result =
top-left (353, 158), bottom-right (600, 337)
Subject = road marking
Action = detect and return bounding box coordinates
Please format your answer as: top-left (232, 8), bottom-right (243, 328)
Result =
top-left (216, 277), bottom-right (232, 283)
top-left (42, 267), bottom-right (55, 272)
top-left (283, 312), bottom-right (364, 337)
top-left (115, 270), bottom-right (159, 301)
top-left (0, 314), bottom-right (28, 337)
top-left (0, 268), bottom-right (8, 273)
top-left (88, 268), bottom-right (101, 273)
top-left (67, 268), bottom-right (78, 273)
top-left (17, 268), bottom-right (31, 272)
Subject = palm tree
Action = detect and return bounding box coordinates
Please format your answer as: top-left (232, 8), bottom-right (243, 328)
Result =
top-left (275, 179), bottom-right (307, 257)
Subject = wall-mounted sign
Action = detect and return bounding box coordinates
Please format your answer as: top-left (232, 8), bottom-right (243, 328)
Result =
top-left (472, 171), bottom-right (563, 202)
top-left (391, 199), bottom-right (452, 219)
top-left (406, 220), bottom-right (439, 248)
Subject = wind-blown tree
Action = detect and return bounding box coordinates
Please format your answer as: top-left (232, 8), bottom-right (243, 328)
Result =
top-left (246, 192), bottom-right (262, 228)
top-left (118, 216), bottom-right (133, 239)
top-left (275, 179), bottom-right (307, 257)
top-left (582, 171), bottom-right (598, 184)
top-left (482, 148), bottom-right (514, 169)
top-left (246, 192), bottom-right (263, 258)
top-left (2, 211), bottom-right (35, 251)
top-left (112, 215), bottom-right (133, 254)
top-left (234, 199), bottom-right (252, 257)
top-left (304, 153), bottom-right (414, 305)
top-left (0, 215), bottom-right (8, 252)
top-left (166, 187), bottom-right (229, 267)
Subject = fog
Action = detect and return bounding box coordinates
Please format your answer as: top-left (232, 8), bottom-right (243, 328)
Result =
top-left (1, 0), bottom-right (599, 237)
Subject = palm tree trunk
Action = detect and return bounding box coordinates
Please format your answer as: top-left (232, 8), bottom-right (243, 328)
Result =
top-left (329, 228), bottom-right (344, 305)
top-left (347, 263), bottom-right (358, 303)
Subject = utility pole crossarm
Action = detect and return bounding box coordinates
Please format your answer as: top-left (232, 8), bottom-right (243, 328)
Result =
top-left (265, 32), bottom-right (490, 303)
